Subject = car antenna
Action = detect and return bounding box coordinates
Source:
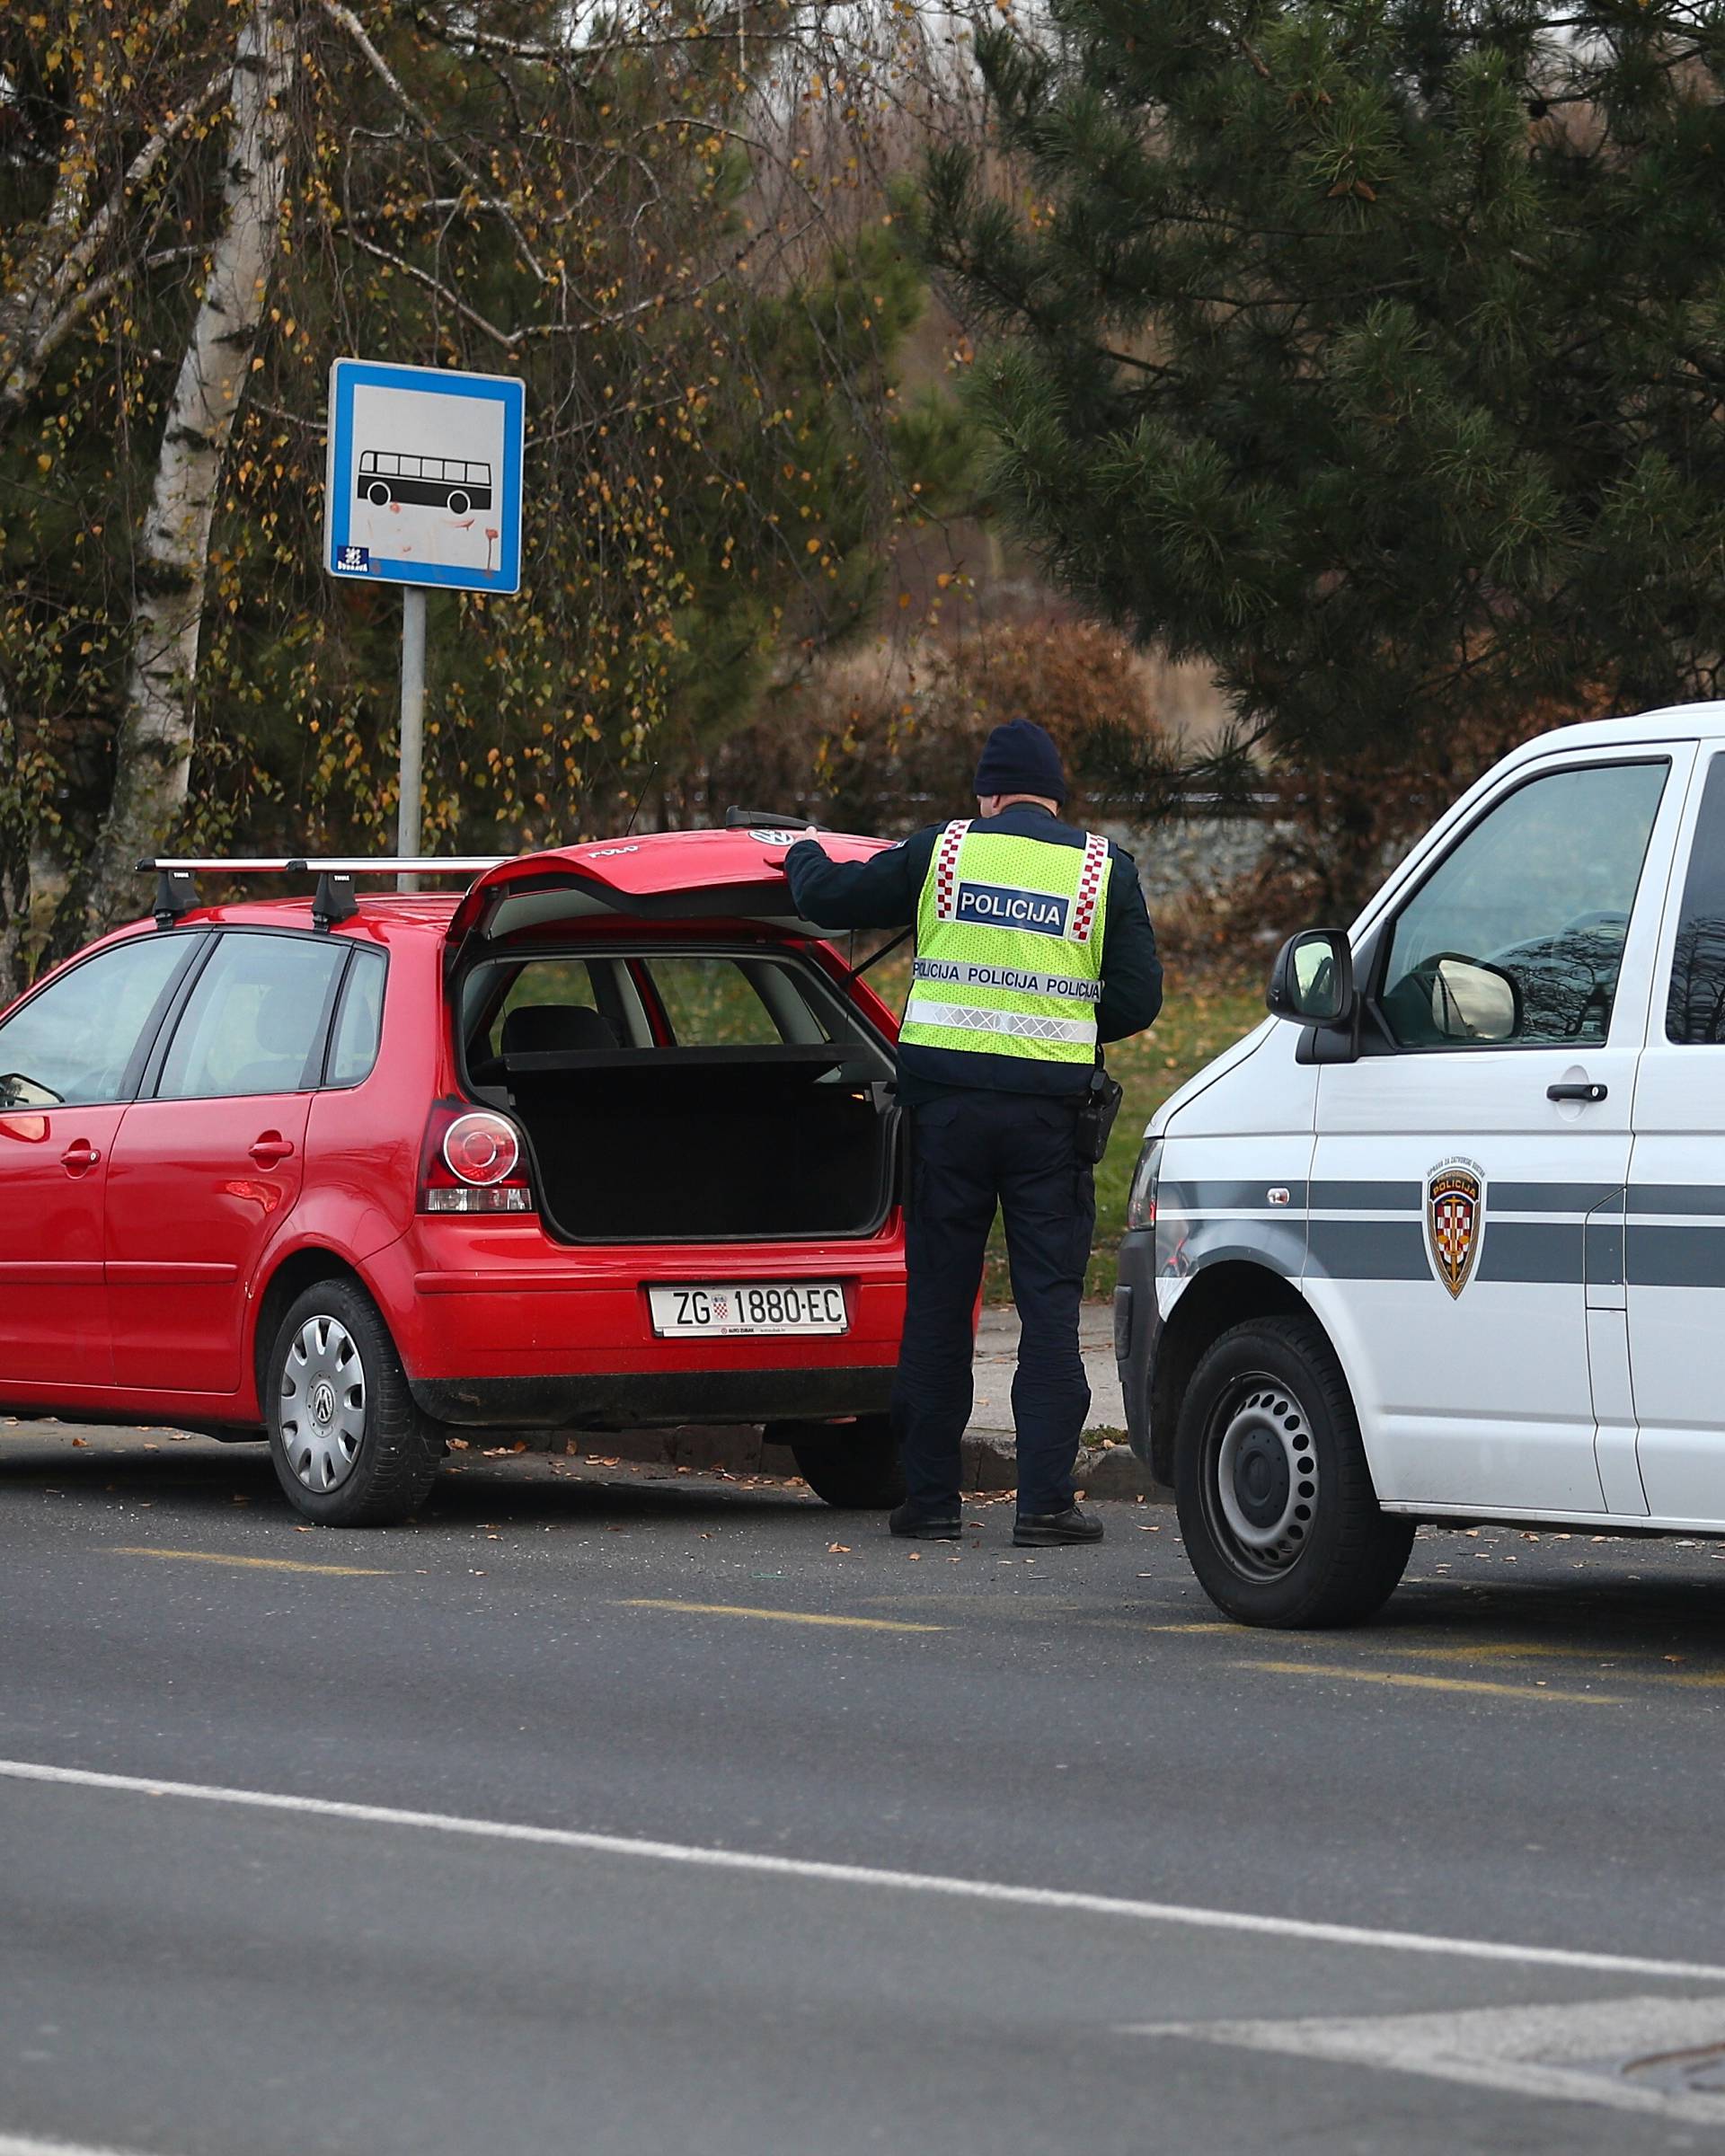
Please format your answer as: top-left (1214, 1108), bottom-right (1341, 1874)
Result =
top-left (621, 762), bottom-right (658, 841)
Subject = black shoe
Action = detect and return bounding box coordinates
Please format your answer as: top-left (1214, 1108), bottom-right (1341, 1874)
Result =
top-left (1013, 1505), bottom-right (1105, 1547)
top-left (889, 1502), bottom-right (962, 1541)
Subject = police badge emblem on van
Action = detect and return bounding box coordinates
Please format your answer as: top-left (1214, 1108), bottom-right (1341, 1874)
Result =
top-left (1426, 1159), bottom-right (1485, 1299)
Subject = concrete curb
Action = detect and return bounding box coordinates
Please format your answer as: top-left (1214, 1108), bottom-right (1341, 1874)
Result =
top-left (484, 1421), bottom-right (1172, 1506)
top-left (461, 1303), bottom-right (1177, 1502)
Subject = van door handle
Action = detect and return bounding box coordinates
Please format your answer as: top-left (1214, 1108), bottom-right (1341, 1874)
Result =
top-left (249, 1133), bottom-right (296, 1168)
top-left (61, 1139), bottom-right (101, 1175)
top-left (1548, 1082), bottom-right (1607, 1103)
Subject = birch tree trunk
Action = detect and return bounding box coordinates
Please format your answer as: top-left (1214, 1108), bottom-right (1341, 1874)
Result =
top-left (0, 678), bottom-right (30, 1007)
top-left (78, 0), bottom-right (297, 932)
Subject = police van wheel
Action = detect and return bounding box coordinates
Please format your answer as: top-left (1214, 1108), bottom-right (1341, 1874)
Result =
top-left (779, 1418), bottom-right (906, 1509)
top-left (1174, 1316), bottom-right (1413, 1629)
top-left (266, 1280), bottom-right (442, 1528)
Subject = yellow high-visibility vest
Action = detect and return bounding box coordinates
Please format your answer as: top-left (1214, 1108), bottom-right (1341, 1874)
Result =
top-left (898, 820), bottom-right (1112, 1065)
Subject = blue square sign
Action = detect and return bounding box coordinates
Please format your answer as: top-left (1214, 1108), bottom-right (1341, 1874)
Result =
top-left (324, 358), bottom-right (525, 594)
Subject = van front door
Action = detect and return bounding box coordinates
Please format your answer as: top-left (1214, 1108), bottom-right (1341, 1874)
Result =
top-left (1304, 750), bottom-right (1686, 1516)
top-left (1626, 748), bottom-right (1725, 1524)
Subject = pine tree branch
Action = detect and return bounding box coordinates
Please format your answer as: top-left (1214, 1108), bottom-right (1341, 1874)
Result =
top-left (313, 0), bottom-right (549, 286)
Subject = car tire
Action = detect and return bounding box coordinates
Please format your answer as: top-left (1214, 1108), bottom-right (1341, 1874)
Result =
top-left (265, 1279), bottom-right (442, 1527)
top-left (779, 1417), bottom-right (906, 1509)
top-left (1173, 1315), bottom-right (1413, 1629)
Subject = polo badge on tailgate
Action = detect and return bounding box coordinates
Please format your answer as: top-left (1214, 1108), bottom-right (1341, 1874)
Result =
top-left (1426, 1157), bottom-right (1485, 1299)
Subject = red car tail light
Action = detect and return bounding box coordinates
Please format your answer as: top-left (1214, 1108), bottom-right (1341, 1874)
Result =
top-left (420, 1105), bottom-right (535, 1215)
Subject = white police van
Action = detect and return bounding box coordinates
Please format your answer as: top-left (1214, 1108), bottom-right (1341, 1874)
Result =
top-left (1115, 702), bottom-right (1725, 1627)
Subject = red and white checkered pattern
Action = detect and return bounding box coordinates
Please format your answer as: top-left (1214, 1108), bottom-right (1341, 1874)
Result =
top-left (933, 819), bottom-right (970, 921)
top-left (1434, 1197), bottom-right (1473, 1270)
top-left (1069, 833), bottom-right (1108, 943)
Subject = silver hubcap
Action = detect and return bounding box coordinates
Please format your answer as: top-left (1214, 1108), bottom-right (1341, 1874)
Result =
top-left (279, 1315), bottom-right (367, 1492)
top-left (1210, 1381), bottom-right (1319, 1573)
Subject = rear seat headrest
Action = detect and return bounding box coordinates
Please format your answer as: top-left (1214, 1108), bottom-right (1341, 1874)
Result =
top-left (501, 1003), bottom-right (620, 1056)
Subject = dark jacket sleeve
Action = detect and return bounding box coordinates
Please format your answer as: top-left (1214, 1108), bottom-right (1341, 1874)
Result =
top-left (783, 826), bottom-right (937, 932)
top-left (1097, 844), bottom-right (1163, 1044)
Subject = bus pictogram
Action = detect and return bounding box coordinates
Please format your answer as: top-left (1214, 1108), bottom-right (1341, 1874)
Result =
top-left (358, 450), bottom-right (493, 515)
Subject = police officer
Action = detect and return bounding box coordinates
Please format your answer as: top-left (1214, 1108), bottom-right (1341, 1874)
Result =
top-left (784, 719), bottom-right (1163, 1545)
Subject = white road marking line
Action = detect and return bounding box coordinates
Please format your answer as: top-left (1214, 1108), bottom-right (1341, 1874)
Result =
top-left (1, 1755), bottom-right (1722, 1983)
top-left (1130, 1993), bottom-right (1725, 2125)
top-left (0, 2134), bottom-right (178, 2156)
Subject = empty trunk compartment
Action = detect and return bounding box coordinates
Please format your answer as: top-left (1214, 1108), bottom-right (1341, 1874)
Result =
top-left (507, 1046), bottom-right (895, 1242)
top-left (457, 941), bottom-right (900, 1244)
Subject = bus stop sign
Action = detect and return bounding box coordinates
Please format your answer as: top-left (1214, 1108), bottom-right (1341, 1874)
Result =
top-left (324, 358), bottom-right (525, 593)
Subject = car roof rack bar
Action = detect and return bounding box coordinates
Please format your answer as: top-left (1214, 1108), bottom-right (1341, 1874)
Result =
top-left (136, 857), bottom-right (511, 874)
top-left (134, 856), bottom-right (514, 934)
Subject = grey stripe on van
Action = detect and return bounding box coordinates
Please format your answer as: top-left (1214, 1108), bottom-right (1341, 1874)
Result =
top-left (1308, 1181), bottom-right (1421, 1213)
top-left (1585, 1215), bottom-right (1625, 1287)
top-left (1627, 1185), bottom-right (1725, 1217)
top-left (1626, 1224), bottom-right (1725, 1288)
top-left (1181, 1178), bottom-right (1725, 1288)
top-left (1310, 1179), bottom-right (1621, 1216)
top-left (1492, 1181), bottom-right (1623, 1215)
top-left (1305, 1221), bottom-right (1429, 1280)
top-left (1164, 1180), bottom-right (1310, 1213)
top-left (1475, 1222), bottom-right (1584, 1285)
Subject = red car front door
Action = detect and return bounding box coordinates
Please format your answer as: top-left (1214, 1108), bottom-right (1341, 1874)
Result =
top-left (0, 1101), bottom-right (121, 1389)
top-left (0, 932), bottom-right (202, 1397)
top-left (105, 930), bottom-right (345, 1397)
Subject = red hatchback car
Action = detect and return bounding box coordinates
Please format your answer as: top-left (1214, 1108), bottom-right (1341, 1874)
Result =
top-left (0, 828), bottom-right (910, 1524)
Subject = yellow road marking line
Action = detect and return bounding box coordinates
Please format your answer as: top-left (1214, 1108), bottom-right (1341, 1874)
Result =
top-left (618, 1598), bottom-right (942, 1633)
top-left (107, 1546), bottom-right (391, 1577)
top-left (1239, 1659), bottom-right (1619, 1705)
top-left (1378, 1639), bottom-right (1590, 1664)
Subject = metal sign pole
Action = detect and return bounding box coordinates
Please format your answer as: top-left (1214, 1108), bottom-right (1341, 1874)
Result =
top-left (396, 585), bottom-right (427, 893)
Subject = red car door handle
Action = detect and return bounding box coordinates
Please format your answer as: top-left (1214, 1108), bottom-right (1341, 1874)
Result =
top-left (61, 1139), bottom-right (101, 1176)
top-left (249, 1133), bottom-right (296, 1168)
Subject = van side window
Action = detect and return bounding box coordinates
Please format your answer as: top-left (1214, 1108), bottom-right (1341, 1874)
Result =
top-left (1666, 754), bottom-right (1725, 1043)
top-left (326, 948), bottom-right (387, 1086)
top-left (1379, 762), bottom-right (1667, 1049)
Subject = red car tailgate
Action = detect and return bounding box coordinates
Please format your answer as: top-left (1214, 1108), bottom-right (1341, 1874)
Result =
top-left (445, 826), bottom-right (891, 945)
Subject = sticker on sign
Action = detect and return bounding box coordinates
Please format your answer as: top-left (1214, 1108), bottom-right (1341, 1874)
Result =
top-left (650, 1283), bottom-right (848, 1337)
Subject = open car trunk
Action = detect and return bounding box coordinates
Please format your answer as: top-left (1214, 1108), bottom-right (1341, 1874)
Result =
top-left (450, 826), bottom-right (902, 1244)
top-left (504, 1044), bottom-right (896, 1243)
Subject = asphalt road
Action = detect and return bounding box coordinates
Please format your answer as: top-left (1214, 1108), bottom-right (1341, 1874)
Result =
top-left (4, 1419), bottom-right (1725, 2156)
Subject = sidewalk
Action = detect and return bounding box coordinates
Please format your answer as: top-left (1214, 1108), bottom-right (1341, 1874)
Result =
top-left (969, 1304), bottom-right (1124, 1437)
top-left (960, 1303), bottom-right (1148, 1499)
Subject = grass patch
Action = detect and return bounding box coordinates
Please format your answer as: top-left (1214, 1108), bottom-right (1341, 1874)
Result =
top-left (1063, 981), bottom-right (1265, 1302)
top-left (864, 955), bottom-right (1265, 1303)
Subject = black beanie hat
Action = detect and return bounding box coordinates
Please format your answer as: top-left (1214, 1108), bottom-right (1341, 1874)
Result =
top-left (974, 719), bottom-right (1067, 805)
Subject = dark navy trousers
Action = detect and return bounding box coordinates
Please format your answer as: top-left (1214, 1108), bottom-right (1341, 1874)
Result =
top-left (894, 1091), bottom-right (1095, 1517)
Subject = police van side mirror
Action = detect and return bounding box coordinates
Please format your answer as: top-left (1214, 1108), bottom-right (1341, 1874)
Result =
top-left (1267, 930), bottom-right (1355, 1026)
